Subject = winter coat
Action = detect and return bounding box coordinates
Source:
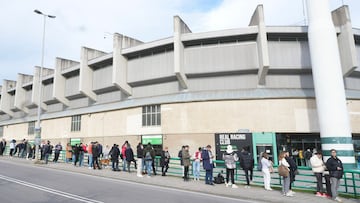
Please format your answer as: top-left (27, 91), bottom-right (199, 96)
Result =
top-left (326, 156), bottom-right (344, 179)
top-left (66, 145), bottom-right (72, 159)
top-left (182, 149), bottom-right (191, 167)
top-left (239, 151), bottom-right (254, 170)
top-left (310, 155), bottom-right (325, 173)
top-left (92, 145), bottom-right (100, 158)
top-left (223, 152), bottom-right (239, 169)
top-left (285, 156), bottom-right (297, 182)
top-left (125, 147), bottom-right (134, 162)
top-left (137, 145), bottom-right (144, 158)
top-left (143, 146), bottom-right (155, 161)
top-left (110, 146), bottom-right (120, 161)
top-left (160, 150), bottom-right (171, 166)
top-left (202, 149), bottom-right (214, 170)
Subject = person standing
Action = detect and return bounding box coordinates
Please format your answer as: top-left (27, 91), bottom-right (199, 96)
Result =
top-left (73, 144), bottom-right (80, 166)
top-left (92, 142), bottom-right (101, 170)
top-left (25, 140), bottom-right (31, 160)
top-left (121, 141), bottom-right (128, 171)
top-left (178, 146), bottom-right (185, 177)
top-left (202, 145), bottom-right (215, 185)
top-left (136, 143), bottom-right (144, 177)
top-left (87, 142), bottom-right (93, 169)
top-left (182, 145), bottom-right (191, 181)
top-left (110, 144), bottom-right (120, 171)
top-left (160, 146), bottom-right (171, 176)
top-left (192, 147), bottom-right (202, 181)
top-left (65, 143), bottom-right (72, 163)
top-left (310, 151), bottom-right (327, 197)
top-left (239, 147), bottom-right (254, 188)
top-left (125, 143), bottom-right (136, 173)
top-left (279, 151), bottom-right (293, 197)
top-left (53, 142), bottom-right (62, 163)
top-left (143, 143), bottom-right (155, 177)
top-left (326, 149), bottom-right (344, 202)
top-left (261, 152), bottom-right (273, 191)
top-left (0, 139), bottom-right (6, 156)
top-left (43, 141), bottom-right (52, 164)
top-left (223, 145), bottom-right (239, 188)
top-left (9, 140), bottom-right (16, 157)
top-left (285, 151), bottom-right (297, 195)
top-left (304, 149), bottom-right (312, 167)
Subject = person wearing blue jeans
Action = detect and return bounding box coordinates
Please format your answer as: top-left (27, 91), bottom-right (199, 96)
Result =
top-left (143, 143), bottom-right (155, 177)
top-left (192, 147), bottom-right (202, 181)
top-left (202, 145), bottom-right (214, 185)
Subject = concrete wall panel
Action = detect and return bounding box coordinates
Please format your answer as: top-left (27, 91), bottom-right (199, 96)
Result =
top-left (266, 75), bottom-right (314, 88)
top-left (93, 66), bottom-right (113, 91)
top-left (188, 75), bottom-right (257, 91)
top-left (268, 41), bottom-right (311, 68)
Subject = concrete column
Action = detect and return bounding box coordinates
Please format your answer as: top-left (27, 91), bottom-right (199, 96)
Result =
top-left (249, 5), bottom-right (270, 86)
top-left (174, 16), bottom-right (189, 89)
top-left (14, 74), bottom-right (33, 113)
top-left (331, 6), bottom-right (358, 77)
top-left (32, 67), bottom-right (47, 110)
top-left (306, 0), bottom-right (355, 168)
top-left (0, 80), bottom-right (16, 117)
top-left (54, 57), bottom-right (79, 106)
top-left (112, 33), bottom-right (140, 96)
top-left (79, 47), bottom-right (107, 101)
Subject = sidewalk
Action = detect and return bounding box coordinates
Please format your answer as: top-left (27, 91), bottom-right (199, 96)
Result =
top-left (1, 157), bottom-right (358, 203)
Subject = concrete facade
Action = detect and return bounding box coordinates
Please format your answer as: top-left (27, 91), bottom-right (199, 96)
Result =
top-left (0, 5), bottom-right (360, 164)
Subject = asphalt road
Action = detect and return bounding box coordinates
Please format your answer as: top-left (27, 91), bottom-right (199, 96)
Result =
top-left (0, 160), bottom-right (259, 203)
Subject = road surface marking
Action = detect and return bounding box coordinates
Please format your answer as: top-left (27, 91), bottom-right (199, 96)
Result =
top-left (0, 174), bottom-right (104, 203)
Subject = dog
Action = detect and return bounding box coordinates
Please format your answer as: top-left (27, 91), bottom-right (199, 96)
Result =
top-left (100, 158), bottom-right (110, 168)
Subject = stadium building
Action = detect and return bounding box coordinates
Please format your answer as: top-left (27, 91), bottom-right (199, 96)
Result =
top-left (0, 5), bottom-right (359, 167)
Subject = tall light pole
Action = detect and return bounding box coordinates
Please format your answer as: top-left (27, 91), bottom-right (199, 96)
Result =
top-left (33, 9), bottom-right (55, 163)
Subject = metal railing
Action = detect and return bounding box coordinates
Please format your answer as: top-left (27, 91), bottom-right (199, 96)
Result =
top-left (2, 147), bottom-right (359, 198)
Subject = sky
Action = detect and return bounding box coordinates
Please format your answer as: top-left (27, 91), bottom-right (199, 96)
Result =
top-left (0, 0), bottom-right (359, 83)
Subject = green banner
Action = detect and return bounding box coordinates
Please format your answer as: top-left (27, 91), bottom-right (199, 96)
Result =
top-left (142, 135), bottom-right (162, 145)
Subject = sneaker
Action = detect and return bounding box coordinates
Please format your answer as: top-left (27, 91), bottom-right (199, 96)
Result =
top-left (323, 193), bottom-right (331, 198)
top-left (137, 174), bottom-right (143, 177)
top-left (334, 197), bottom-right (342, 202)
top-left (225, 183), bottom-right (229, 187)
top-left (289, 190), bottom-right (296, 194)
top-left (244, 185), bottom-right (250, 189)
top-left (285, 192), bottom-right (294, 197)
top-left (265, 188), bottom-right (273, 191)
top-left (232, 184), bottom-right (238, 188)
top-left (315, 192), bottom-right (322, 197)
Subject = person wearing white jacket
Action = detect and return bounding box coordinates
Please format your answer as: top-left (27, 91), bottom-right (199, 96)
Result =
top-left (279, 151), bottom-right (292, 197)
top-left (310, 151), bottom-right (326, 197)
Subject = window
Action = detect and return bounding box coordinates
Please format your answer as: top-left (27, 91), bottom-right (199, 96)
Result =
top-left (142, 105), bottom-right (161, 126)
top-left (0, 126), bottom-right (3, 137)
top-left (71, 115), bottom-right (81, 132)
top-left (28, 122), bottom-right (35, 135)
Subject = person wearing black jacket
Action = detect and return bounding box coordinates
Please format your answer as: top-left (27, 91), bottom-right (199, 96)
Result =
top-left (110, 144), bottom-right (120, 171)
top-left (125, 143), bottom-right (136, 172)
top-left (160, 147), bottom-right (171, 176)
top-left (92, 142), bottom-right (101, 170)
top-left (136, 143), bottom-right (144, 177)
top-left (326, 149), bottom-right (344, 202)
top-left (73, 144), bottom-right (83, 166)
top-left (285, 151), bottom-right (298, 194)
top-left (239, 147), bottom-right (254, 188)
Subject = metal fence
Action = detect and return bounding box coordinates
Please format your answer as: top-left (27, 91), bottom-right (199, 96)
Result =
top-left (3, 147), bottom-right (360, 198)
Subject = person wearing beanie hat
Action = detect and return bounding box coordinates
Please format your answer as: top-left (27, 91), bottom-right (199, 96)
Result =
top-left (223, 145), bottom-right (239, 188)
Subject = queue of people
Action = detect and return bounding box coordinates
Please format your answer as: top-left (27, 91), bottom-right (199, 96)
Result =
top-left (0, 139), bottom-right (347, 201)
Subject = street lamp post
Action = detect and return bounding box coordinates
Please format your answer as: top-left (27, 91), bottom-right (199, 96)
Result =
top-left (33, 9), bottom-right (55, 163)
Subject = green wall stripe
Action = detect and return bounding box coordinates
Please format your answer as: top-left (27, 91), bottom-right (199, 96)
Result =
top-left (321, 137), bottom-right (353, 144)
top-left (342, 163), bottom-right (357, 170)
top-left (322, 150), bottom-right (354, 157)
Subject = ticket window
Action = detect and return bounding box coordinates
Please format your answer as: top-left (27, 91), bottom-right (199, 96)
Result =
top-left (256, 144), bottom-right (273, 162)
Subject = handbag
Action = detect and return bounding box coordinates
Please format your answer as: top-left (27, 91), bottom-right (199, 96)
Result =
top-left (278, 164), bottom-right (289, 177)
top-left (269, 166), bottom-right (274, 173)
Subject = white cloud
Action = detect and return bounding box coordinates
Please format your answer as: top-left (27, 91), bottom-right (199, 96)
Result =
top-left (0, 0), bottom-right (359, 83)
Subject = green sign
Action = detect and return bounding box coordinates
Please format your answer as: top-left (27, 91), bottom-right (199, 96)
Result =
top-left (142, 135), bottom-right (162, 145)
top-left (70, 138), bottom-right (81, 146)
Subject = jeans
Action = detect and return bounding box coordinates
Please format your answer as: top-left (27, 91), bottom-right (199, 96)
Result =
top-left (53, 152), bottom-right (60, 162)
top-left (162, 162), bottom-right (169, 175)
top-left (112, 159), bottom-right (119, 170)
top-left (244, 169), bottom-right (253, 185)
top-left (330, 177), bottom-right (340, 199)
top-left (193, 161), bottom-right (200, 179)
top-left (79, 153), bottom-right (84, 167)
top-left (262, 168), bottom-right (271, 189)
top-left (122, 158), bottom-right (127, 171)
top-left (44, 153), bottom-right (50, 164)
top-left (315, 173), bottom-right (324, 193)
top-left (226, 168), bottom-right (235, 184)
top-left (145, 160), bottom-right (152, 176)
top-left (93, 156), bottom-right (100, 169)
top-left (88, 154), bottom-right (93, 167)
top-left (205, 169), bottom-right (213, 184)
top-left (282, 176), bottom-right (290, 194)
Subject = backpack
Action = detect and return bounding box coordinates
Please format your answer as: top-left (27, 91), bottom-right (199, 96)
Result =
top-left (214, 173), bottom-right (225, 184)
top-left (145, 151), bottom-right (152, 160)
